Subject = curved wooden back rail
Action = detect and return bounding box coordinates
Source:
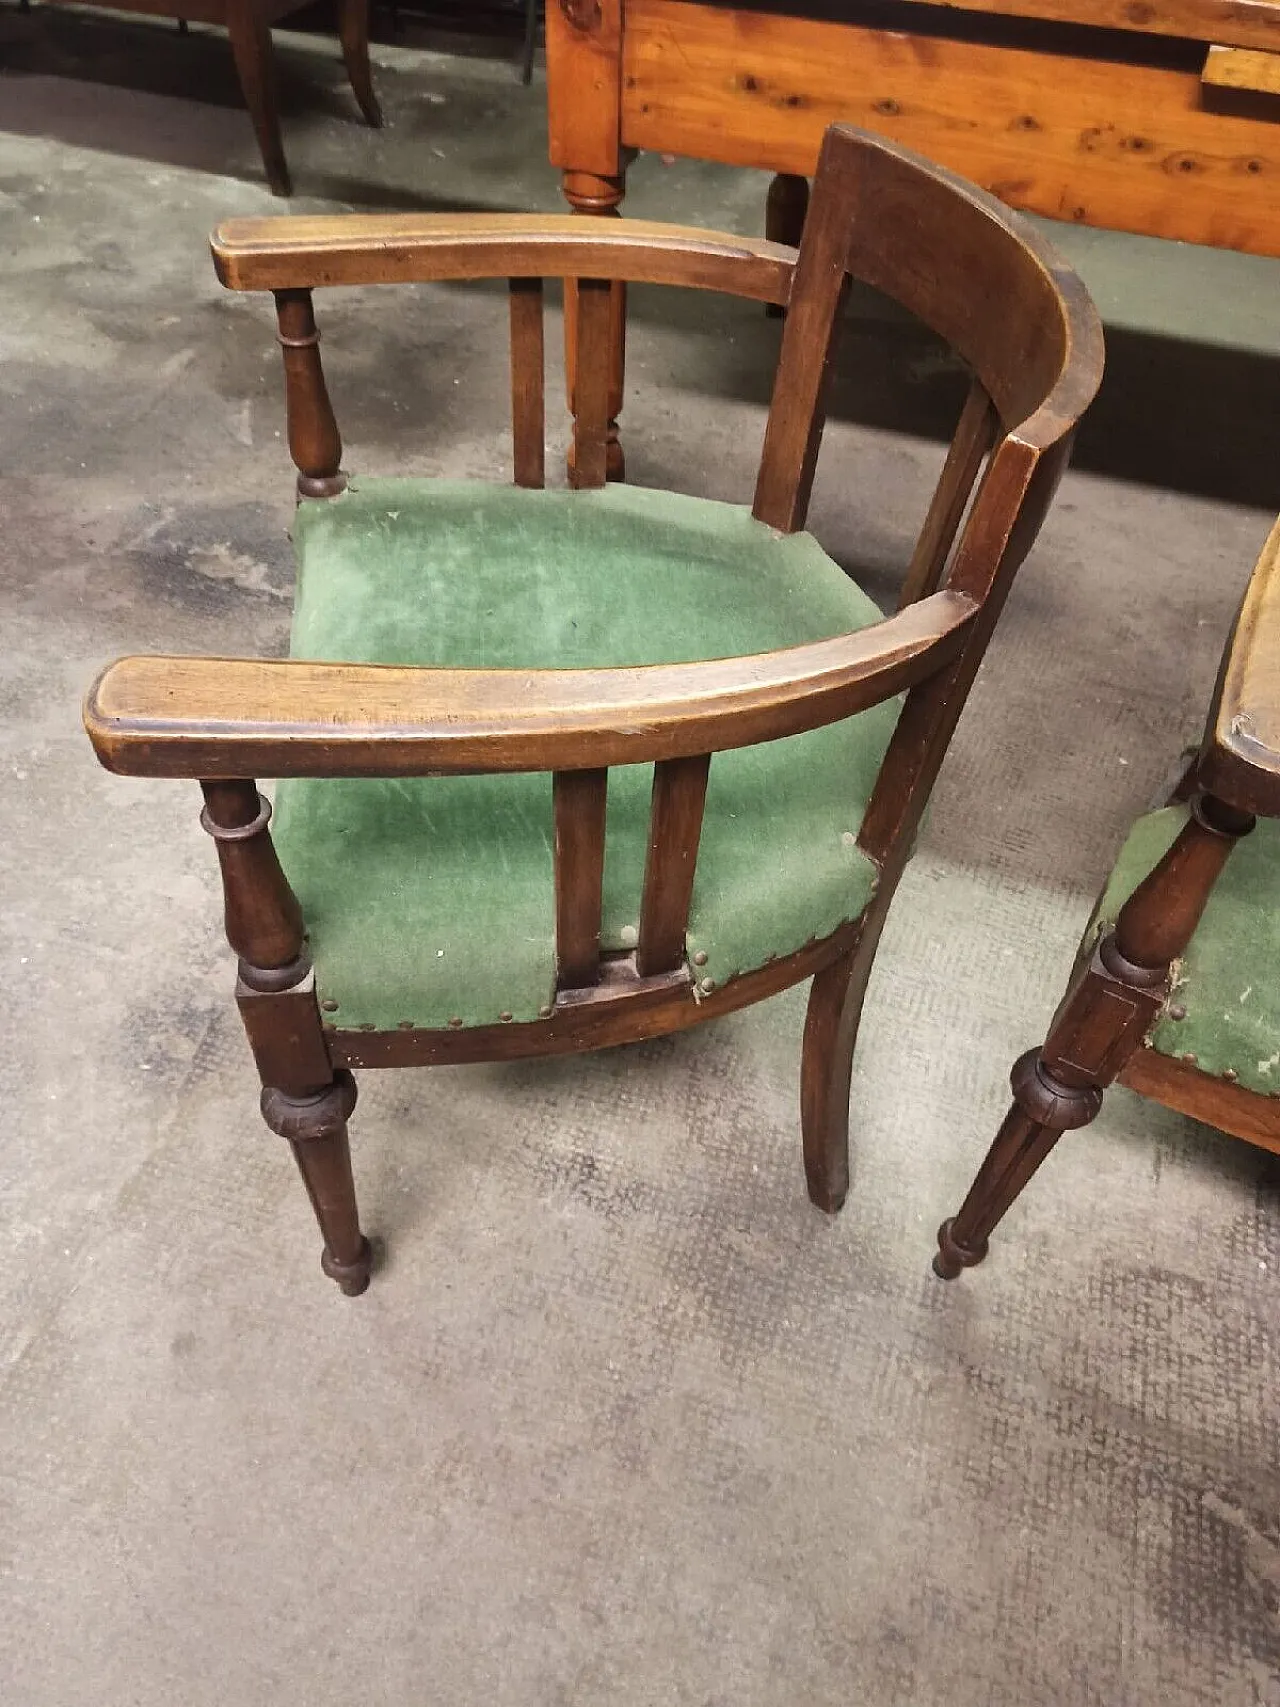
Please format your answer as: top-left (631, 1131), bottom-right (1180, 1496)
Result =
top-left (85, 126), bottom-right (1103, 1292)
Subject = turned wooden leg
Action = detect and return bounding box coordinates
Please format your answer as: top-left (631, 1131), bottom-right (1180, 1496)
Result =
top-left (933, 1051), bottom-right (1101, 1277)
top-left (262, 1074), bottom-right (372, 1296)
top-left (934, 790), bottom-right (1255, 1278)
top-left (201, 779), bottom-right (373, 1295)
top-left (562, 168), bottom-right (626, 483)
top-left (226, 0), bottom-right (290, 196)
top-left (800, 910), bottom-right (888, 1215)
top-left (337, 0), bottom-right (383, 128)
top-left (764, 173), bottom-right (808, 318)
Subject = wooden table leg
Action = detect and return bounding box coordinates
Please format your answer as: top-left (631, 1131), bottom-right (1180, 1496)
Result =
top-left (562, 168), bottom-right (627, 484)
top-left (546, 0), bottom-right (626, 480)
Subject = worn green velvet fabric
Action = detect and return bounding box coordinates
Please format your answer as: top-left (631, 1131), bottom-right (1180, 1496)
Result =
top-left (1093, 804), bottom-right (1280, 1095)
top-left (273, 479), bottom-right (901, 1030)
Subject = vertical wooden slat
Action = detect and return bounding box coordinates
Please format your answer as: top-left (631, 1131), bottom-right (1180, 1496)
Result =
top-left (554, 768), bottom-right (609, 989)
top-left (509, 276), bottom-right (545, 490)
top-left (636, 754), bottom-right (711, 978)
top-left (568, 275), bottom-right (612, 490)
top-left (752, 133), bottom-right (860, 533)
top-left (897, 378), bottom-right (998, 610)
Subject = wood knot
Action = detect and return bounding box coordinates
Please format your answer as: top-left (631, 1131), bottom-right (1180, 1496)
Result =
top-left (559, 0), bottom-right (601, 31)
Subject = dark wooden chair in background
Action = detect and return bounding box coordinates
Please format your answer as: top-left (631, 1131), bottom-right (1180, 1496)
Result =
top-left (936, 515), bottom-right (1280, 1281)
top-left (84, 126), bottom-right (1101, 1295)
top-left (40, 0), bottom-right (381, 195)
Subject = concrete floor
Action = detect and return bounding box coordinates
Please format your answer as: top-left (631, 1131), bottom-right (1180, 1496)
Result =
top-left (2, 14), bottom-right (1279, 1705)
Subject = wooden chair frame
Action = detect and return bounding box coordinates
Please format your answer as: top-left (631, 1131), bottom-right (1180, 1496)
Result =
top-left (935, 514), bottom-right (1280, 1280)
top-left (84, 127), bottom-right (1102, 1294)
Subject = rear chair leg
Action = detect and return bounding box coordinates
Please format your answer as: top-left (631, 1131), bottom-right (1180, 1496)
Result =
top-left (800, 908), bottom-right (887, 1214)
top-left (337, 0), bottom-right (383, 128)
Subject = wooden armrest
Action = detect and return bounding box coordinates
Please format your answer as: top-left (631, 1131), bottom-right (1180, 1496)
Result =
top-left (1198, 514), bottom-right (1280, 815)
top-left (84, 591), bottom-right (978, 780)
top-left (211, 213), bottom-right (796, 305)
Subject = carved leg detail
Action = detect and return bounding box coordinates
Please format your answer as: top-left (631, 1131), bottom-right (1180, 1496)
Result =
top-left (935, 792), bottom-right (1255, 1280)
top-left (337, 0), bottom-right (383, 128)
top-left (262, 1072), bottom-right (372, 1296)
top-left (227, 0), bottom-right (290, 196)
top-left (562, 168), bottom-right (626, 484)
top-left (933, 1050), bottom-right (1101, 1278)
top-left (800, 916), bottom-right (885, 1215)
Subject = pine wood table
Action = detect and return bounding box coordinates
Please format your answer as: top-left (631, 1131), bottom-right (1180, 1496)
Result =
top-left (545, 0), bottom-right (1280, 474)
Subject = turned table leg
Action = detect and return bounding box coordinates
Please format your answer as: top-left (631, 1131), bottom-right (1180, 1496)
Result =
top-left (562, 168), bottom-right (627, 483)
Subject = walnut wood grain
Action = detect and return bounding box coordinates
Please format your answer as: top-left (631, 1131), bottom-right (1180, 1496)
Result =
top-left (84, 590), bottom-right (978, 779)
top-left (858, 438), bottom-right (1044, 868)
top-left (237, 975), bottom-right (335, 1094)
top-left (508, 277), bottom-right (545, 490)
top-left (554, 768), bottom-right (609, 989)
top-left (753, 130), bottom-right (857, 533)
top-left (936, 787), bottom-right (1259, 1277)
top-left (273, 289), bottom-right (344, 498)
top-left (329, 922), bottom-right (864, 1068)
top-left (567, 276), bottom-right (612, 490)
top-left (199, 778), bottom-right (306, 979)
top-left (1118, 1048), bottom-right (1280, 1153)
top-left (1198, 514), bottom-right (1280, 814)
top-left (898, 378), bottom-right (999, 610)
top-left (212, 215), bottom-right (796, 302)
top-left (636, 754), bottom-right (711, 978)
top-left (1111, 793), bottom-right (1255, 971)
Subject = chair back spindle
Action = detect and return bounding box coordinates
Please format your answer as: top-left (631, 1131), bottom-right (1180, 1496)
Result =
top-left (898, 377), bottom-right (998, 611)
top-left (508, 276), bottom-right (546, 490)
top-left (553, 768), bottom-right (609, 989)
top-left (568, 276), bottom-right (614, 491)
top-left (753, 146), bottom-right (859, 534)
top-left (636, 754), bottom-right (712, 978)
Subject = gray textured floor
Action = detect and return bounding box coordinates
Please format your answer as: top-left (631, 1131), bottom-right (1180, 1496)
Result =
top-left (2, 17), bottom-right (1279, 1705)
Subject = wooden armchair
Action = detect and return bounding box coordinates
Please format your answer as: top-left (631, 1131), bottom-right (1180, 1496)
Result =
top-left (84, 126), bottom-right (1101, 1295)
top-left (936, 515), bottom-right (1280, 1281)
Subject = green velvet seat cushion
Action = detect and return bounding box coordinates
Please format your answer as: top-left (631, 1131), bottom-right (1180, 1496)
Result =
top-left (1093, 804), bottom-right (1280, 1095)
top-left (273, 478), bottom-right (900, 1031)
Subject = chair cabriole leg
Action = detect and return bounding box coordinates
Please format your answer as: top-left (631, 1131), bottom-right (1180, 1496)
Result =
top-left (337, 0), bottom-right (383, 128)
